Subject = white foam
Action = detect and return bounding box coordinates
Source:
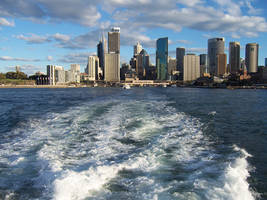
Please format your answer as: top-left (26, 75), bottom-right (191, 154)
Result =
top-left (208, 111), bottom-right (217, 116)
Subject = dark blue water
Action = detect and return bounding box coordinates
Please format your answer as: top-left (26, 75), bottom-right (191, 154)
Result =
top-left (0, 88), bottom-right (266, 200)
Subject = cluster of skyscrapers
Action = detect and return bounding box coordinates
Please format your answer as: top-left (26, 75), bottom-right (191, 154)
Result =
top-left (46, 26), bottom-right (264, 85)
top-left (86, 27), bottom-right (121, 82)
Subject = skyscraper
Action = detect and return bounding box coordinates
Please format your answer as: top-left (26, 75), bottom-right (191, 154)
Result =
top-left (136, 49), bottom-right (149, 79)
top-left (200, 54), bottom-right (208, 76)
top-left (97, 33), bottom-right (107, 79)
top-left (156, 37), bottom-right (168, 80)
top-left (168, 57), bottom-right (176, 76)
top-left (245, 43), bottom-right (259, 73)
top-left (229, 42), bottom-right (240, 74)
top-left (216, 54), bottom-right (227, 76)
top-left (208, 38), bottom-right (225, 75)
top-left (176, 47), bottom-right (185, 79)
top-left (104, 53), bottom-right (120, 82)
top-left (47, 65), bottom-right (55, 85)
top-left (183, 54), bottom-right (200, 82)
top-left (265, 58), bottom-right (267, 67)
top-left (88, 56), bottom-right (100, 81)
top-left (71, 64), bottom-right (81, 83)
top-left (105, 27), bottom-right (120, 82)
top-left (134, 42), bottom-right (142, 56)
top-left (108, 27), bottom-right (120, 54)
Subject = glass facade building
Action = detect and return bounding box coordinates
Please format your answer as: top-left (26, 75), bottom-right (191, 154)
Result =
top-left (156, 37), bottom-right (168, 80)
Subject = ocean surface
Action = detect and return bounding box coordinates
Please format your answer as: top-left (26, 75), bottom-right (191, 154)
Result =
top-left (0, 87), bottom-right (266, 200)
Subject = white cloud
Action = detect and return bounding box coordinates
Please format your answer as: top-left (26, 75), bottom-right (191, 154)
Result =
top-left (0, 17), bottom-right (14, 26)
top-left (47, 56), bottom-right (53, 61)
top-left (53, 33), bottom-right (70, 42)
top-left (16, 34), bottom-right (51, 44)
top-left (58, 52), bottom-right (95, 64)
top-left (0, 56), bottom-right (40, 62)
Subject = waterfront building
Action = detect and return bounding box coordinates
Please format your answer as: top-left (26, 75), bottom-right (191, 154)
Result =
top-left (88, 56), bottom-right (100, 81)
top-left (168, 57), bottom-right (177, 77)
top-left (65, 70), bottom-right (75, 83)
top-left (200, 54), bottom-right (208, 76)
top-left (47, 65), bottom-right (55, 85)
top-left (97, 33), bottom-right (107, 79)
top-left (156, 37), bottom-right (168, 80)
top-left (71, 64), bottom-right (81, 83)
top-left (134, 42), bottom-right (142, 56)
top-left (108, 27), bottom-right (120, 54)
top-left (104, 53), bottom-right (120, 82)
top-left (183, 54), bottom-right (200, 82)
top-left (176, 47), bottom-right (185, 80)
top-left (208, 38), bottom-right (225, 75)
top-left (245, 43), bottom-right (259, 73)
top-left (136, 49), bottom-right (149, 79)
top-left (55, 66), bottom-right (65, 84)
top-left (47, 65), bottom-right (65, 85)
top-left (216, 54), bottom-right (227, 76)
top-left (229, 42), bottom-right (240, 74)
top-left (120, 63), bottom-right (131, 80)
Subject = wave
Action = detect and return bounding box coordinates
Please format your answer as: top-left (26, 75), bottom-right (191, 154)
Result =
top-left (0, 97), bottom-right (257, 200)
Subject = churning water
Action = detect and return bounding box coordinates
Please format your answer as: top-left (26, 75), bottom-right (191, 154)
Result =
top-left (0, 88), bottom-right (266, 200)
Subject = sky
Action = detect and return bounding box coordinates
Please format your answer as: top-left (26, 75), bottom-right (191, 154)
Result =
top-left (0, 0), bottom-right (266, 75)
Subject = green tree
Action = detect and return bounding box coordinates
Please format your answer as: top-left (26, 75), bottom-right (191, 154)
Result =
top-left (0, 73), bottom-right (5, 79)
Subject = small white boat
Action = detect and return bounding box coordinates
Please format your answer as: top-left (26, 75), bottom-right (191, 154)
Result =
top-left (123, 84), bottom-right (131, 89)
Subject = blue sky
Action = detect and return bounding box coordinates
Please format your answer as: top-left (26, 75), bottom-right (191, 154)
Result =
top-left (0, 0), bottom-right (266, 75)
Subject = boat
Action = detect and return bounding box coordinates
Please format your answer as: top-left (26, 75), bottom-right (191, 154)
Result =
top-left (123, 84), bottom-right (131, 89)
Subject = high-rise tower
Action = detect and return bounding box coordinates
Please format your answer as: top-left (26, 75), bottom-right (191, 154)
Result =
top-left (156, 37), bottom-right (168, 80)
top-left (229, 42), bottom-right (240, 74)
top-left (245, 43), bottom-right (259, 73)
top-left (108, 27), bottom-right (120, 54)
top-left (208, 38), bottom-right (225, 75)
top-left (176, 47), bottom-right (185, 80)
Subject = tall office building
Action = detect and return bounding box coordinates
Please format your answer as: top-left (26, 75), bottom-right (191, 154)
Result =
top-left (168, 57), bottom-right (176, 75)
top-left (88, 56), bottom-right (100, 81)
top-left (208, 38), bottom-right (225, 75)
top-left (183, 54), bottom-right (200, 82)
top-left (134, 42), bottom-right (142, 56)
top-left (108, 27), bottom-right (120, 54)
top-left (71, 64), bottom-right (81, 83)
top-left (265, 58), bottom-right (267, 67)
top-left (47, 65), bottom-right (55, 85)
top-left (97, 34), bottom-right (107, 79)
top-left (245, 43), bottom-right (259, 73)
top-left (156, 37), bottom-right (168, 80)
top-left (229, 42), bottom-right (240, 74)
top-left (47, 65), bottom-right (65, 85)
top-left (216, 54), bottom-right (227, 76)
top-left (104, 53), bottom-right (120, 82)
top-left (136, 49), bottom-right (149, 79)
top-left (200, 54), bottom-right (208, 76)
top-left (176, 47), bottom-right (185, 79)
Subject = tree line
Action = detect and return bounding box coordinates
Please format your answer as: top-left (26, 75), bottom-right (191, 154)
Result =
top-left (0, 72), bottom-right (28, 80)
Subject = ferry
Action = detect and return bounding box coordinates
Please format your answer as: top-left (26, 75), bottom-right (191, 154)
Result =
top-left (123, 84), bottom-right (131, 89)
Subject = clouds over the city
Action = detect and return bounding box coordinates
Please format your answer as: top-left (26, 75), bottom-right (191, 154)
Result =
top-left (4, 0), bottom-right (266, 51)
top-left (0, 56), bottom-right (40, 62)
top-left (0, 17), bottom-right (14, 26)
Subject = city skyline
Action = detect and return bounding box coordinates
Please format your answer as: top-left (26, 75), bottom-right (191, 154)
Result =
top-left (0, 0), bottom-right (267, 75)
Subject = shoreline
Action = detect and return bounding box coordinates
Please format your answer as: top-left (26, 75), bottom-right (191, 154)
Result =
top-left (0, 84), bottom-right (267, 89)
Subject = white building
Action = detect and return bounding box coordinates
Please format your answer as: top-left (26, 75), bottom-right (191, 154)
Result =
top-left (104, 53), bottom-right (120, 82)
top-left (71, 64), bottom-right (81, 83)
top-left (88, 56), bottom-right (100, 81)
top-left (183, 54), bottom-right (200, 82)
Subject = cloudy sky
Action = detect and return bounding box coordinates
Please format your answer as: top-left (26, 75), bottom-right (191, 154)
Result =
top-left (0, 0), bottom-right (266, 75)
